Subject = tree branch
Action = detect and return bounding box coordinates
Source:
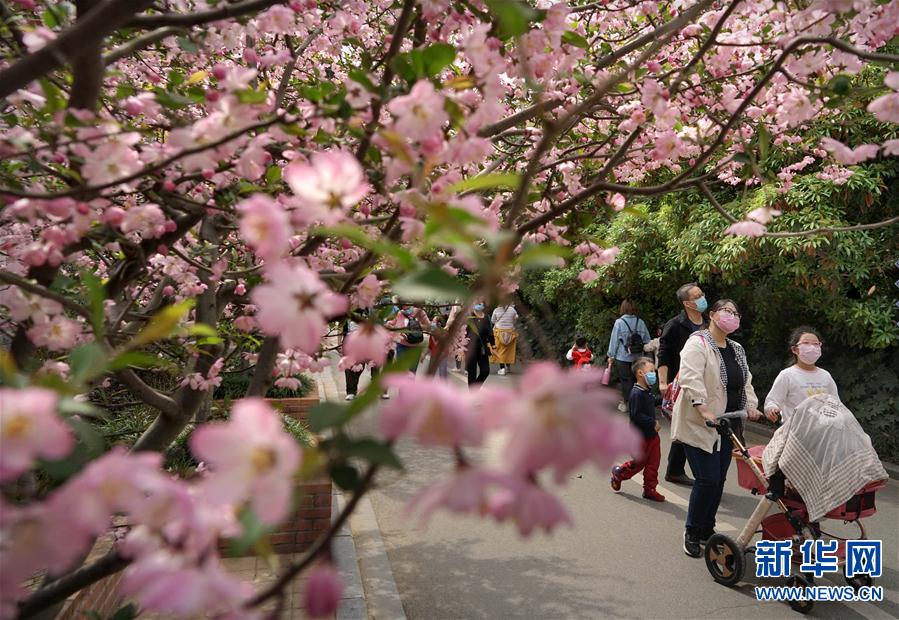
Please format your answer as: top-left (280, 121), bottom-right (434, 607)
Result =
top-left (103, 27), bottom-right (180, 66)
top-left (762, 215), bottom-right (899, 238)
top-left (127, 0), bottom-right (286, 29)
top-left (0, 0), bottom-right (155, 100)
top-left (0, 271), bottom-right (92, 320)
top-left (17, 551), bottom-right (128, 618)
top-left (115, 368), bottom-right (179, 416)
top-left (698, 181), bottom-right (738, 224)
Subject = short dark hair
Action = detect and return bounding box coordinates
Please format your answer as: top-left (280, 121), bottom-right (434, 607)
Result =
top-left (676, 282), bottom-right (698, 302)
top-left (710, 298), bottom-right (739, 313)
top-left (631, 357), bottom-right (653, 376)
top-left (575, 336), bottom-right (587, 348)
top-left (620, 299), bottom-right (637, 315)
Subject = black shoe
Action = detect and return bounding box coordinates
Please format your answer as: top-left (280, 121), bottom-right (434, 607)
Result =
top-left (665, 474), bottom-right (694, 487)
top-left (683, 531), bottom-right (701, 558)
top-left (700, 528), bottom-right (716, 545)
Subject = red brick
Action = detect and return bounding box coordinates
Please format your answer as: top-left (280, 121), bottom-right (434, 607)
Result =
top-left (297, 495), bottom-right (314, 507)
top-left (295, 531), bottom-right (322, 544)
top-left (311, 518), bottom-right (331, 531)
top-left (299, 482), bottom-right (331, 494)
top-left (298, 508), bottom-right (330, 519)
top-left (269, 532), bottom-right (296, 545)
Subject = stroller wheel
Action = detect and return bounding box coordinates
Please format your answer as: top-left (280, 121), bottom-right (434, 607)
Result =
top-left (844, 572), bottom-right (873, 592)
top-left (704, 534), bottom-right (744, 587)
top-left (786, 574), bottom-right (815, 614)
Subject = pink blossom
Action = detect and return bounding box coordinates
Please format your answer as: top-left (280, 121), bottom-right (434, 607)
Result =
top-left (257, 5), bottom-right (296, 34)
top-left (380, 375), bottom-right (483, 447)
top-left (0, 285), bottom-right (62, 321)
top-left (488, 483), bottom-right (573, 537)
top-left (252, 262), bottom-right (348, 354)
top-left (577, 269), bottom-right (599, 283)
top-left (237, 194), bottom-right (291, 261)
top-left (867, 92), bottom-right (899, 123)
top-left (777, 90), bottom-right (817, 127)
top-left (120, 552), bottom-right (252, 617)
top-left (650, 130), bottom-right (684, 161)
top-left (81, 139), bottom-right (143, 186)
top-left (585, 247), bottom-right (620, 268)
top-left (304, 565), bottom-right (343, 619)
top-left (120, 203), bottom-right (167, 239)
top-left (284, 150), bottom-right (369, 224)
top-left (882, 139), bottom-right (899, 156)
top-left (607, 193), bottom-right (626, 211)
top-left (386, 80), bottom-right (449, 141)
top-left (820, 137), bottom-right (879, 165)
top-left (406, 467), bottom-right (519, 522)
top-left (191, 398), bottom-right (301, 525)
top-left (27, 315), bottom-right (81, 351)
top-left (342, 323), bottom-right (391, 367)
top-left (0, 388), bottom-right (72, 482)
top-left (181, 357), bottom-right (224, 391)
top-left (724, 220), bottom-right (767, 237)
top-left (746, 207), bottom-right (782, 225)
top-left (500, 363), bottom-right (640, 482)
top-left (351, 273), bottom-right (382, 309)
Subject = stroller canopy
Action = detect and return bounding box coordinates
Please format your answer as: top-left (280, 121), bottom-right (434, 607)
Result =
top-left (762, 394), bottom-right (888, 522)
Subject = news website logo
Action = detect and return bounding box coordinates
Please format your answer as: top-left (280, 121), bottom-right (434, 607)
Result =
top-left (754, 539), bottom-right (884, 603)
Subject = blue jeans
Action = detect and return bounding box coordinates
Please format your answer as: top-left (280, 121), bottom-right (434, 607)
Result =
top-left (684, 434), bottom-right (732, 534)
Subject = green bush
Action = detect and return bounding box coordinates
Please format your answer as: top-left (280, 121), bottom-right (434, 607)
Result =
top-left (213, 371), bottom-right (313, 400)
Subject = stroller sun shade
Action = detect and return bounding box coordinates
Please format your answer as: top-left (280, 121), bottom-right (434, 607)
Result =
top-left (761, 394), bottom-right (888, 522)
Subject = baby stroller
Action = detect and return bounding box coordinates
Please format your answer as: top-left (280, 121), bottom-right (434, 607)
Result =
top-left (702, 396), bottom-right (888, 614)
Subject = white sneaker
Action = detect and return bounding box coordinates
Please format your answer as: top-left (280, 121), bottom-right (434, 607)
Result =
top-left (345, 394), bottom-right (355, 401)
top-left (617, 401), bottom-right (627, 413)
top-left (381, 391), bottom-right (390, 400)
top-left (497, 368), bottom-right (507, 376)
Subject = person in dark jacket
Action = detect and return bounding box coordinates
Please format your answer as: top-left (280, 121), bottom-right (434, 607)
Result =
top-left (610, 358), bottom-right (665, 502)
top-left (466, 301), bottom-right (494, 387)
top-left (658, 282), bottom-right (709, 486)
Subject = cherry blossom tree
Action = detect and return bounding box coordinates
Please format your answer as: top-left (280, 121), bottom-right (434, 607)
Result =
top-left (1, 0), bottom-right (898, 617)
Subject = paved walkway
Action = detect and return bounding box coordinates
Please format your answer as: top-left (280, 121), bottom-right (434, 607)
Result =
top-left (325, 358), bottom-right (899, 620)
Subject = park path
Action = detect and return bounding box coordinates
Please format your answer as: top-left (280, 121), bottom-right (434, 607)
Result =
top-left (327, 359), bottom-right (899, 620)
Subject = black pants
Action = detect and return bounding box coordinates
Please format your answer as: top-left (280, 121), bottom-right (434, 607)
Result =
top-left (684, 434), bottom-right (733, 534)
top-left (467, 352), bottom-right (490, 386)
top-left (615, 359), bottom-right (635, 402)
top-left (345, 366), bottom-right (374, 396)
top-left (666, 440), bottom-right (688, 477)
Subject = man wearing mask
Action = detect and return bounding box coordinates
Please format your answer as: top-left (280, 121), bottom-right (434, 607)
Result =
top-left (658, 282), bottom-right (709, 487)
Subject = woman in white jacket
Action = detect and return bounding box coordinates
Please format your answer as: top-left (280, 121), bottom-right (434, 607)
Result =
top-left (671, 299), bottom-right (762, 558)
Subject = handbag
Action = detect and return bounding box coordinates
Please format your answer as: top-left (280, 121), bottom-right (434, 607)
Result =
top-left (600, 366), bottom-right (611, 386)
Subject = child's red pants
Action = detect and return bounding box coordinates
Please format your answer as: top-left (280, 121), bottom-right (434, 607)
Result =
top-left (616, 435), bottom-right (661, 491)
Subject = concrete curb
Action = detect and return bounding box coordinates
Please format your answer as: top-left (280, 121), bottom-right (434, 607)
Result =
top-left (316, 367), bottom-right (407, 620)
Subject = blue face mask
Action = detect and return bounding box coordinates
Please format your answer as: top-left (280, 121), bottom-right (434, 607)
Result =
top-left (644, 371), bottom-right (657, 386)
top-left (692, 296), bottom-right (708, 313)
top-left (402, 308), bottom-right (414, 317)
top-left (474, 303), bottom-right (485, 312)
top-left (391, 305), bottom-right (399, 315)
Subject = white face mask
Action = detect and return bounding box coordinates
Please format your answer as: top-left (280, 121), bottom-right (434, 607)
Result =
top-left (797, 343), bottom-right (821, 365)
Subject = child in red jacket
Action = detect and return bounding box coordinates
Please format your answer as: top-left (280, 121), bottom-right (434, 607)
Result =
top-left (566, 336), bottom-right (594, 369)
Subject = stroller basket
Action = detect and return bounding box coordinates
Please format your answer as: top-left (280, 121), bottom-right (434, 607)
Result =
top-left (736, 445), bottom-right (885, 521)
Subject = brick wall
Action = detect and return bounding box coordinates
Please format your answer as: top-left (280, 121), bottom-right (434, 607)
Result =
top-left (56, 533), bottom-right (125, 620)
top-left (221, 479), bottom-right (332, 557)
top-left (268, 395), bottom-right (320, 422)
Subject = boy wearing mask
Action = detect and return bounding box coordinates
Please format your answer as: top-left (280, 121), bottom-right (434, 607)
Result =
top-left (610, 358), bottom-right (665, 502)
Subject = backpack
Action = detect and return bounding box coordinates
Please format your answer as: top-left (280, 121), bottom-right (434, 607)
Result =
top-left (404, 323), bottom-right (424, 345)
top-left (623, 318), bottom-right (645, 355)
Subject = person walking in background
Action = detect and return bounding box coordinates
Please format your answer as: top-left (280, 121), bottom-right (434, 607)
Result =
top-left (611, 357), bottom-right (665, 502)
top-left (342, 318), bottom-right (374, 400)
top-left (606, 299), bottom-right (651, 412)
top-left (389, 303), bottom-right (431, 375)
top-left (566, 336), bottom-right (594, 369)
top-left (671, 299), bottom-right (762, 558)
top-left (490, 302), bottom-right (519, 375)
top-left (427, 313), bottom-right (450, 379)
top-left (466, 301), bottom-right (494, 387)
top-left (765, 326), bottom-right (839, 424)
top-left (658, 282), bottom-right (709, 487)
top-left (642, 326), bottom-right (662, 367)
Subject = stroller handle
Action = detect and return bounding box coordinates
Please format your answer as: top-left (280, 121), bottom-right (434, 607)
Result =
top-left (706, 418), bottom-right (730, 432)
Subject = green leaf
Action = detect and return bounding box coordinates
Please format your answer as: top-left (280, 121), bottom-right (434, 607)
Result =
top-left (167, 70), bottom-right (185, 87)
top-left (115, 84), bottom-right (136, 100)
top-left (758, 124), bottom-right (771, 164)
top-left (827, 74), bottom-right (852, 95)
top-left (108, 604), bottom-right (139, 620)
top-left (449, 172), bottom-right (520, 193)
top-left (107, 351), bottom-right (165, 371)
top-left (153, 90), bottom-right (195, 109)
top-left (390, 52), bottom-right (424, 82)
top-left (130, 300), bottom-right (194, 347)
top-left (485, 0), bottom-right (544, 39)
top-left (58, 398), bottom-right (106, 419)
top-left (515, 244), bottom-right (571, 268)
top-left (83, 272), bottom-right (106, 337)
top-left (561, 30), bottom-right (590, 49)
top-left (236, 87), bottom-right (269, 105)
top-left (309, 402), bottom-right (350, 432)
top-left (176, 36), bottom-right (199, 54)
top-left (421, 43), bottom-right (456, 77)
top-left (229, 506), bottom-right (271, 555)
top-left (348, 69), bottom-right (378, 93)
top-left (39, 78), bottom-right (66, 113)
top-left (342, 439), bottom-right (403, 469)
top-left (265, 165), bottom-right (282, 184)
top-left (42, 9), bottom-right (60, 28)
top-left (330, 463), bottom-right (361, 491)
top-left (393, 266), bottom-right (471, 302)
top-left (69, 343), bottom-right (107, 383)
